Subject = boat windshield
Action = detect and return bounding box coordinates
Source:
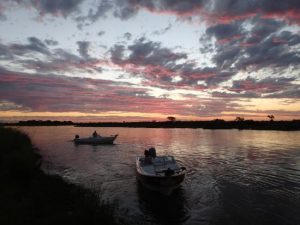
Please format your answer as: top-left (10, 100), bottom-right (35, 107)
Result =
top-left (164, 156), bottom-right (175, 164)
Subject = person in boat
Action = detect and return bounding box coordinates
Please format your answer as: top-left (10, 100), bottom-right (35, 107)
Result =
top-left (92, 131), bottom-right (98, 138)
top-left (144, 149), bottom-right (152, 164)
top-left (148, 147), bottom-right (156, 158)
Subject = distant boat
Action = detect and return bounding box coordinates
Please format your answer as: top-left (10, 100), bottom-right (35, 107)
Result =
top-left (73, 134), bottom-right (118, 145)
top-left (136, 152), bottom-right (186, 195)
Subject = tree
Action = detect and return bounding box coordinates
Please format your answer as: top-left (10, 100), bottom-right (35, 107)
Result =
top-left (267, 115), bottom-right (274, 121)
top-left (235, 117), bottom-right (245, 122)
top-left (167, 116), bottom-right (176, 122)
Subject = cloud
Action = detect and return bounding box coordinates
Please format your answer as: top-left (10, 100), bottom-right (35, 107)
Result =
top-left (152, 23), bottom-right (172, 35)
top-left (45, 39), bottom-right (59, 46)
top-left (206, 22), bottom-right (243, 41)
top-left (123, 32), bottom-right (132, 40)
top-left (1, 0), bottom-right (300, 26)
top-left (25, 0), bottom-right (84, 17)
top-left (77, 41), bottom-right (90, 58)
top-left (0, 13), bottom-right (6, 21)
top-left (212, 76), bottom-right (300, 98)
top-left (109, 38), bottom-right (239, 89)
top-left (10, 37), bottom-right (50, 56)
top-left (0, 37), bottom-right (51, 60)
top-left (0, 67), bottom-right (222, 117)
top-left (86, 0), bottom-right (113, 22)
top-left (0, 43), bottom-right (12, 60)
top-left (107, 0), bottom-right (300, 24)
top-left (203, 17), bottom-right (300, 74)
top-left (98, 31), bottom-right (105, 36)
top-left (0, 39), bottom-right (107, 75)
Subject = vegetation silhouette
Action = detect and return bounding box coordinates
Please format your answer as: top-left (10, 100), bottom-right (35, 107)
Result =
top-left (73, 120), bottom-right (300, 131)
top-left (0, 127), bottom-right (125, 225)
top-left (2, 118), bottom-right (300, 131)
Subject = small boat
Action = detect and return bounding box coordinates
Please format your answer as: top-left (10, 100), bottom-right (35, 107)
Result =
top-left (73, 134), bottom-right (118, 145)
top-left (136, 149), bottom-right (186, 195)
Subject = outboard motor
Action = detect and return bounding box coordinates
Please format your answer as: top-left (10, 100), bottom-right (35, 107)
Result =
top-left (164, 168), bottom-right (174, 176)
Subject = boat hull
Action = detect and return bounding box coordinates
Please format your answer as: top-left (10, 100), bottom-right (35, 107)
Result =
top-left (74, 135), bottom-right (118, 145)
top-left (136, 171), bottom-right (185, 195)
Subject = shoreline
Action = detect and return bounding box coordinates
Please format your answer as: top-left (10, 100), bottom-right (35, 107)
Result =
top-left (0, 127), bottom-right (123, 225)
top-left (2, 120), bottom-right (300, 131)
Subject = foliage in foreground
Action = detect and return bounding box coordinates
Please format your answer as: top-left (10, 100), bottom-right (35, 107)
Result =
top-left (0, 127), bottom-right (121, 225)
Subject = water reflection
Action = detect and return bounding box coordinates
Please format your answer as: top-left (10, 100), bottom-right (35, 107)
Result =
top-left (214, 178), bottom-right (300, 225)
top-left (14, 127), bottom-right (300, 225)
top-left (137, 182), bottom-right (189, 225)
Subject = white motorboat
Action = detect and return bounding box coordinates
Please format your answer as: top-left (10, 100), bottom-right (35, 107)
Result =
top-left (73, 134), bottom-right (118, 145)
top-left (136, 151), bottom-right (186, 195)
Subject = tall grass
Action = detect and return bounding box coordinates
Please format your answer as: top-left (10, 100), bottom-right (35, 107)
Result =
top-left (0, 127), bottom-right (122, 225)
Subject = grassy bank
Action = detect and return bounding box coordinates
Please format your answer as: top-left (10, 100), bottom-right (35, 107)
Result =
top-left (0, 126), bottom-right (121, 225)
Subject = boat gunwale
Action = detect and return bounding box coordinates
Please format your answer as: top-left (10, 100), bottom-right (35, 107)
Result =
top-left (136, 156), bottom-right (186, 178)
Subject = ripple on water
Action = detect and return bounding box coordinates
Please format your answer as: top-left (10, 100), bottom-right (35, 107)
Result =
top-left (16, 127), bottom-right (300, 225)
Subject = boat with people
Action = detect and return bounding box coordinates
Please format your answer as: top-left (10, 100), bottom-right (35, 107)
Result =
top-left (136, 147), bottom-right (186, 195)
top-left (73, 131), bottom-right (118, 145)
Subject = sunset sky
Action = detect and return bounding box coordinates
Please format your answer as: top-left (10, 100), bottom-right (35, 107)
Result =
top-left (0, 0), bottom-right (299, 122)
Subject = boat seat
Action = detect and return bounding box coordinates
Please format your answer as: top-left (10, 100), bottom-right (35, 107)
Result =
top-left (152, 158), bottom-right (164, 166)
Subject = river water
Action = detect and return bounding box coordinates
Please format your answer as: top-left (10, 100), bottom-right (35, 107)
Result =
top-left (15, 126), bottom-right (300, 225)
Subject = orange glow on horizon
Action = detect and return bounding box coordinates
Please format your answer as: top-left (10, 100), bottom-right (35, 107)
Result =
top-left (0, 109), bottom-right (299, 122)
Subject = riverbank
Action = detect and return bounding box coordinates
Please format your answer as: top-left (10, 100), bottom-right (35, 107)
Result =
top-left (0, 127), bottom-right (122, 225)
top-left (3, 120), bottom-right (300, 131)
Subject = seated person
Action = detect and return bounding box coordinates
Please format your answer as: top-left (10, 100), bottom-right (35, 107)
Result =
top-left (144, 149), bottom-right (152, 164)
top-left (148, 147), bottom-right (156, 158)
top-left (92, 131), bottom-right (98, 137)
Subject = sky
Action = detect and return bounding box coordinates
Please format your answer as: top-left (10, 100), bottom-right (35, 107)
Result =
top-left (0, 0), bottom-right (299, 122)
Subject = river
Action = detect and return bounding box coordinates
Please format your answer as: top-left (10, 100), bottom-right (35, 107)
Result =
top-left (15, 126), bottom-right (300, 225)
